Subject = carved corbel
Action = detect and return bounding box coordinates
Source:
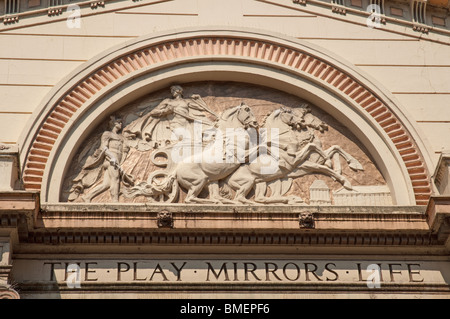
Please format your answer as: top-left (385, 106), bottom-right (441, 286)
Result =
top-left (299, 211), bottom-right (315, 229)
top-left (157, 210), bottom-right (174, 229)
top-left (436, 216), bottom-right (450, 247)
top-left (293, 0), bottom-right (307, 5)
top-left (433, 152), bottom-right (450, 195)
top-left (426, 197), bottom-right (450, 246)
top-left (412, 24), bottom-right (429, 33)
top-left (331, 0), bottom-right (347, 14)
top-left (3, 15), bottom-right (19, 25)
top-left (411, 0), bottom-right (429, 32)
top-left (0, 237), bottom-right (19, 299)
top-left (47, 8), bottom-right (63, 16)
top-left (368, 0), bottom-right (387, 24)
top-left (90, 1), bottom-right (105, 9)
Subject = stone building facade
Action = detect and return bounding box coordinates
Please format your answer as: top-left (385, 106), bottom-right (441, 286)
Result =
top-left (0, 0), bottom-right (449, 299)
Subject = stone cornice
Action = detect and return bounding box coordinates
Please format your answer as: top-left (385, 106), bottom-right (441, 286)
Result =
top-left (0, 191), bottom-right (40, 242)
top-left (0, 0), bottom-right (172, 27)
top-left (17, 281), bottom-right (450, 294)
top-left (287, 0), bottom-right (450, 38)
top-left (25, 228), bottom-right (439, 248)
top-left (1, 0), bottom-right (448, 42)
top-left (39, 203), bottom-right (428, 229)
top-left (2, 192), bottom-right (449, 253)
top-left (26, 204), bottom-right (439, 249)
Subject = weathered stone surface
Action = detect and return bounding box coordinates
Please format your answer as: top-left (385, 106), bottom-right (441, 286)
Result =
top-left (62, 82), bottom-right (386, 206)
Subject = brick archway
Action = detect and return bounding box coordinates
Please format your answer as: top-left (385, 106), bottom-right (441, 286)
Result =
top-left (20, 28), bottom-right (432, 205)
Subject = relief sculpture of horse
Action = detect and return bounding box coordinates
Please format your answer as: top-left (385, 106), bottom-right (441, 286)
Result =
top-left (123, 102), bottom-right (259, 204)
top-left (226, 105), bottom-right (364, 204)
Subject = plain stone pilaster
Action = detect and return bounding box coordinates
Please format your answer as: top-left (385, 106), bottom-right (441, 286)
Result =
top-left (0, 145), bottom-right (20, 192)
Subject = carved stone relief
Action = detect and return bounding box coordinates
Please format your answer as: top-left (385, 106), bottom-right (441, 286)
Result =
top-left (62, 82), bottom-right (389, 205)
top-left (157, 211), bottom-right (174, 228)
top-left (299, 212), bottom-right (315, 229)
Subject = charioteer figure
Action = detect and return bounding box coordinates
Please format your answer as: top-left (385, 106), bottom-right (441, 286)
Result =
top-left (124, 85), bottom-right (218, 148)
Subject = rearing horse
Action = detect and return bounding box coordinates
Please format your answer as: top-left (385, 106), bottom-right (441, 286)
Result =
top-left (226, 106), bottom-right (363, 204)
top-left (124, 102), bottom-right (259, 204)
top-left (176, 102), bottom-right (259, 203)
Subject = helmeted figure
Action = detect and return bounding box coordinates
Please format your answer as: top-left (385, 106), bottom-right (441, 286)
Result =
top-left (68, 116), bottom-right (134, 202)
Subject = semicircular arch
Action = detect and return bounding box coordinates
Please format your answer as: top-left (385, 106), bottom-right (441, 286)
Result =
top-left (18, 27), bottom-right (433, 205)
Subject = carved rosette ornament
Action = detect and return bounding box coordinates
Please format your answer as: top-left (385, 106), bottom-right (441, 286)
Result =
top-left (63, 83), bottom-right (393, 206)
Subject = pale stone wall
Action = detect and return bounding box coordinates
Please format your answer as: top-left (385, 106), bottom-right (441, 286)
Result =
top-left (2, 0), bottom-right (450, 299)
top-left (0, 0), bottom-right (449, 168)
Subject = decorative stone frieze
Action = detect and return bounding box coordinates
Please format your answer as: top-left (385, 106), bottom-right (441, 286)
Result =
top-left (20, 31), bottom-right (433, 205)
top-left (64, 84), bottom-right (376, 205)
top-left (331, 6), bottom-right (347, 14)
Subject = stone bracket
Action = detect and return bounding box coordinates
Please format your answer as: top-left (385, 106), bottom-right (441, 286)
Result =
top-left (0, 191), bottom-right (40, 240)
top-left (426, 196), bottom-right (450, 249)
top-left (299, 211), bottom-right (315, 229)
top-left (2, 15), bottom-right (19, 25)
top-left (157, 210), bottom-right (174, 229)
top-left (433, 152), bottom-right (450, 195)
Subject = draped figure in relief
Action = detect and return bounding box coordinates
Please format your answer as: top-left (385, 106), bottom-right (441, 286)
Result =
top-left (66, 85), bottom-right (371, 205)
top-left (124, 85), bottom-right (218, 147)
top-left (68, 116), bottom-right (134, 202)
